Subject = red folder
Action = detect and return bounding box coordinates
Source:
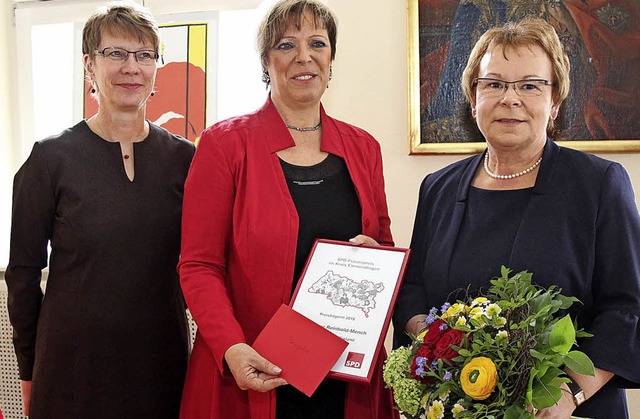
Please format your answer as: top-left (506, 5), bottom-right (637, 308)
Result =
top-left (252, 304), bottom-right (348, 397)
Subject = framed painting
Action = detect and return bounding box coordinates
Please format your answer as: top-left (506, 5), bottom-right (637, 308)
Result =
top-left (408, 0), bottom-right (640, 155)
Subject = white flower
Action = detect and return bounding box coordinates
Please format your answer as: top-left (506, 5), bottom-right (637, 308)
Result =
top-left (451, 400), bottom-right (466, 417)
top-left (496, 330), bottom-right (509, 344)
top-left (486, 303), bottom-right (501, 317)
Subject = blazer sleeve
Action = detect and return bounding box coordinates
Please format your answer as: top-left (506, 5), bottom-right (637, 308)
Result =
top-left (178, 128), bottom-right (246, 373)
top-left (392, 175), bottom-right (431, 347)
top-left (5, 142), bottom-right (54, 380)
top-left (580, 162), bottom-right (640, 385)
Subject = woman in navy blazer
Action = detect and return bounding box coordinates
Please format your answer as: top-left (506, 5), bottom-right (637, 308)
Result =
top-left (393, 18), bottom-right (640, 418)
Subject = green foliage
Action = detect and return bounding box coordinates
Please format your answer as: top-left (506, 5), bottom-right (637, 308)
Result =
top-left (383, 267), bottom-right (595, 418)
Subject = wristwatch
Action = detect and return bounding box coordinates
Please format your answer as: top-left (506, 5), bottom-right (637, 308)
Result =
top-left (566, 379), bottom-right (586, 407)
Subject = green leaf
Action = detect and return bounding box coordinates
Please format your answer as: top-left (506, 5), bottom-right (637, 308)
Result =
top-left (556, 294), bottom-right (580, 310)
top-left (540, 365), bottom-right (565, 382)
top-left (529, 349), bottom-right (545, 360)
top-left (564, 350), bottom-right (596, 376)
top-left (457, 349), bottom-right (471, 357)
top-left (504, 404), bottom-right (532, 419)
top-left (531, 378), bottom-right (562, 409)
top-left (549, 315), bottom-right (575, 354)
top-left (576, 330), bottom-right (594, 338)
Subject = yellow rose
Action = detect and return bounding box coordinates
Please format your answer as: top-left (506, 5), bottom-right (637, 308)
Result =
top-left (460, 357), bottom-right (498, 400)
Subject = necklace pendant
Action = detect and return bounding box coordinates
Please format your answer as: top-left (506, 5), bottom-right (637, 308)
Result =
top-left (286, 121), bottom-right (322, 132)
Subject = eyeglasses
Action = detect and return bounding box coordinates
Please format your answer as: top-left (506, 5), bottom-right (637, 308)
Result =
top-left (94, 47), bottom-right (160, 65)
top-left (474, 77), bottom-right (555, 97)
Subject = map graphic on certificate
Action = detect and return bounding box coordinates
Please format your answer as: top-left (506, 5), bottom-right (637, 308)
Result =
top-left (291, 240), bottom-right (410, 382)
top-left (307, 270), bottom-right (385, 317)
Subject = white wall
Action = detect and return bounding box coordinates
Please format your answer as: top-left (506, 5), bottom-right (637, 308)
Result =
top-left (1, 0), bottom-right (16, 270)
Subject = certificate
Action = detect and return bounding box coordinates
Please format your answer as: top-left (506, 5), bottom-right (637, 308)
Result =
top-left (290, 239), bottom-right (410, 382)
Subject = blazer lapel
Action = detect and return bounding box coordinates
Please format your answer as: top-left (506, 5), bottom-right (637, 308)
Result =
top-left (508, 139), bottom-right (560, 268)
top-left (433, 153), bottom-right (484, 293)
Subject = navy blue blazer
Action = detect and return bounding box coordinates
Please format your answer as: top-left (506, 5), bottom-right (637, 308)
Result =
top-left (394, 139), bottom-right (640, 417)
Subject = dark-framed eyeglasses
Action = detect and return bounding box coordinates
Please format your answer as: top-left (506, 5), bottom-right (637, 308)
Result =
top-left (474, 77), bottom-right (555, 97)
top-left (94, 47), bottom-right (160, 65)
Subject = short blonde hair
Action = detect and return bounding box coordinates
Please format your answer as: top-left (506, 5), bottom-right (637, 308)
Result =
top-left (82, 1), bottom-right (159, 55)
top-left (462, 17), bottom-right (570, 107)
top-left (256, 0), bottom-right (337, 69)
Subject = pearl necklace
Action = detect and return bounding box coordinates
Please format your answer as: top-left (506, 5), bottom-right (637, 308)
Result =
top-left (483, 152), bottom-right (542, 180)
top-left (286, 122), bottom-right (322, 132)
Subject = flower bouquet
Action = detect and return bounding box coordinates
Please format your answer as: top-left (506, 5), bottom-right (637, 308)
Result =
top-left (384, 267), bottom-right (595, 418)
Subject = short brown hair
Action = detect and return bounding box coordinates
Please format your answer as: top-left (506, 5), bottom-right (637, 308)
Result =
top-left (461, 17), bottom-right (570, 108)
top-left (256, 0), bottom-right (337, 69)
top-left (82, 1), bottom-right (160, 56)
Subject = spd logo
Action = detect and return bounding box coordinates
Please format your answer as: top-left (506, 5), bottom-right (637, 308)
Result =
top-left (344, 352), bottom-right (365, 369)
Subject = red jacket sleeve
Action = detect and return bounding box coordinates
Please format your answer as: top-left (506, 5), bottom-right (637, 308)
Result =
top-left (178, 126), bottom-right (246, 374)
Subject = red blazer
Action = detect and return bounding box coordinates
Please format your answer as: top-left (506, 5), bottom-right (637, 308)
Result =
top-left (179, 97), bottom-right (397, 419)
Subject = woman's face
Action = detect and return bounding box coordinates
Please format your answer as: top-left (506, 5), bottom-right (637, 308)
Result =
top-left (266, 12), bottom-right (332, 109)
top-left (84, 31), bottom-right (157, 114)
top-left (472, 44), bottom-right (559, 153)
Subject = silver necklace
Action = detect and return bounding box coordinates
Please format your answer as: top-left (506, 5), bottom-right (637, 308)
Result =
top-left (483, 151), bottom-right (542, 180)
top-left (285, 122), bottom-right (322, 132)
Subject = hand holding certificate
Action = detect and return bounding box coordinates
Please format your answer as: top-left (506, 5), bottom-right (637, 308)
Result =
top-left (252, 240), bottom-right (409, 396)
top-left (252, 304), bottom-right (348, 397)
top-left (290, 239), bottom-right (410, 382)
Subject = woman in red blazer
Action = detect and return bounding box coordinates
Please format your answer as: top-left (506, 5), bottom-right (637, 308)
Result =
top-left (178, 1), bottom-right (397, 418)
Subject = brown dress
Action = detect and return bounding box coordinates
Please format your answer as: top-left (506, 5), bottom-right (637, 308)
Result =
top-left (6, 121), bottom-right (194, 419)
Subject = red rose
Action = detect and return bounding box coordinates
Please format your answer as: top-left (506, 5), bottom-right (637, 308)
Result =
top-left (415, 343), bottom-right (434, 360)
top-left (423, 319), bottom-right (447, 347)
top-left (434, 328), bottom-right (466, 361)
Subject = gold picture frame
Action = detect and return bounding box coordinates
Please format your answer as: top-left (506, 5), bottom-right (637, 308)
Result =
top-left (408, 0), bottom-right (640, 155)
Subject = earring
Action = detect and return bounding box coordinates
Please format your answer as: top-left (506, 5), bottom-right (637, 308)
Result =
top-left (150, 91), bottom-right (155, 97)
top-left (261, 69), bottom-right (270, 86)
top-left (91, 88), bottom-right (96, 94)
top-left (329, 66), bottom-right (333, 81)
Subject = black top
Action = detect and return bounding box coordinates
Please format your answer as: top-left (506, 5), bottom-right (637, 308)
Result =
top-left (276, 153), bottom-right (361, 419)
top-left (280, 153), bottom-right (362, 290)
top-left (447, 186), bottom-right (533, 298)
top-left (6, 120), bottom-right (195, 419)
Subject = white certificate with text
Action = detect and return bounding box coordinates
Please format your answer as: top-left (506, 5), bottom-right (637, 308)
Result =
top-left (290, 239), bottom-right (410, 382)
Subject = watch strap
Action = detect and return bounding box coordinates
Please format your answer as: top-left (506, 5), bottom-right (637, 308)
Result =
top-left (566, 379), bottom-right (586, 406)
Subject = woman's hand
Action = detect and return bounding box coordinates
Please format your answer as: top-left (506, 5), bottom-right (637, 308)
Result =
top-left (349, 234), bottom-right (379, 246)
top-left (224, 343), bottom-right (287, 392)
top-left (535, 368), bottom-right (614, 418)
top-left (534, 383), bottom-right (575, 418)
top-left (405, 314), bottom-right (428, 336)
top-left (20, 380), bottom-right (31, 416)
